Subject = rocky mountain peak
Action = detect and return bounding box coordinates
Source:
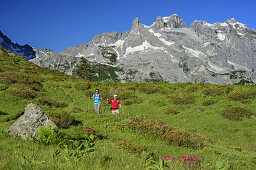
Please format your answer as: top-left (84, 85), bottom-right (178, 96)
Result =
top-left (154, 16), bottom-right (165, 29)
top-left (162, 14), bottom-right (187, 28)
top-left (226, 18), bottom-right (238, 23)
top-left (131, 17), bottom-right (141, 30)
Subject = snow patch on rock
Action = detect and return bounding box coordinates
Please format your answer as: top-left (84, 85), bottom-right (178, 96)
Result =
top-left (217, 33), bottom-right (226, 41)
top-left (124, 41), bottom-right (165, 56)
top-left (182, 45), bottom-right (207, 60)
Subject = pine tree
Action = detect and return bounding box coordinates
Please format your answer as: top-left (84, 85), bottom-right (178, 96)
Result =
top-left (74, 58), bottom-right (95, 79)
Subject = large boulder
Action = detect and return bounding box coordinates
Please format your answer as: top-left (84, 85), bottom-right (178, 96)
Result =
top-left (4, 103), bottom-right (57, 140)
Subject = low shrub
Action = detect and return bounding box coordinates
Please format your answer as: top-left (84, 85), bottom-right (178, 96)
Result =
top-left (123, 98), bottom-right (143, 105)
top-left (152, 100), bottom-right (167, 106)
top-left (48, 111), bottom-right (76, 128)
top-left (18, 73), bottom-right (44, 85)
top-left (163, 154), bottom-right (201, 168)
top-left (99, 87), bottom-right (113, 99)
top-left (37, 95), bottom-right (68, 108)
top-left (0, 72), bottom-right (19, 84)
top-left (73, 107), bottom-right (83, 113)
top-left (74, 126), bottom-right (98, 136)
top-left (137, 84), bottom-right (167, 94)
top-left (164, 108), bottom-right (180, 114)
top-left (186, 85), bottom-right (198, 92)
top-left (169, 94), bottom-right (195, 105)
top-left (0, 83), bottom-right (9, 91)
top-left (118, 91), bottom-right (136, 100)
top-left (127, 117), bottom-right (205, 148)
top-left (221, 106), bottom-right (254, 121)
top-left (37, 126), bottom-right (66, 145)
top-left (84, 89), bottom-right (95, 98)
top-left (74, 82), bottom-right (91, 91)
top-left (26, 83), bottom-right (44, 92)
top-left (6, 84), bottom-right (38, 99)
top-left (228, 89), bottom-right (256, 101)
top-left (202, 99), bottom-right (218, 106)
top-left (37, 126), bottom-right (97, 150)
top-left (202, 88), bottom-right (224, 96)
top-left (120, 141), bottom-right (154, 158)
top-left (202, 86), bottom-right (233, 96)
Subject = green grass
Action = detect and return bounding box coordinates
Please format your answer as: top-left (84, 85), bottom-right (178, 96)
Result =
top-left (0, 47), bottom-right (256, 169)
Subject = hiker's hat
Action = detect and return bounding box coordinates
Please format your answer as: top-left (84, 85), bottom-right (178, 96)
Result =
top-left (114, 94), bottom-right (118, 98)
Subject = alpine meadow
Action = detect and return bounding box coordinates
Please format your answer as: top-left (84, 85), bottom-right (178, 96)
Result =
top-left (0, 46), bottom-right (256, 169)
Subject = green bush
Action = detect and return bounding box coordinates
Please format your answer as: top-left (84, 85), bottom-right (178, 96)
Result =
top-left (48, 112), bottom-right (76, 128)
top-left (74, 82), bottom-right (91, 90)
top-left (164, 108), bottom-right (180, 114)
top-left (0, 83), bottom-right (9, 91)
top-left (221, 106), bottom-right (254, 121)
top-left (123, 99), bottom-right (143, 105)
top-left (0, 72), bottom-right (19, 84)
top-left (37, 95), bottom-right (68, 108)
top-left (202, 88), bottom-right (224, 96)
top-left (202, 86), bottom-right (233, 96)
top-left (73, 107), bottom-right (83, 113)
top-left (152, 99), bottom-right (167, 106)
top-left (228, 89), bottom-right (256, 101)
top-left (137, 84), bottom-right (167, 94)
top-left (84, 89), bottom-right (95, 98)
top-left (186, 85), bottom-right (198, 92)
top-left (202, 99), bottom-right (218, 106)
top-left (6, 84), bottom-right (38, 99)
top-left (109, 54), bottom-right (117, 63)
top-left (169, 94), bottom-right (195, 105)
top-left (118, 91), bottom-right (136, 100)
top-left (37, 126), bottom-right (65, 145)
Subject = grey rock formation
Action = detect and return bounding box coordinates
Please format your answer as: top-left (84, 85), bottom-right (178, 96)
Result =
top-left (4, 103), bottom-right (57, 140)
top-left (154, 16), bottom-right (165, 29)
top-left (131, 17), bottom-right (142, 30)
top-left (1, 14), bottom-right (256, 84)
top-left (163, 14), bottom-right (187, 28)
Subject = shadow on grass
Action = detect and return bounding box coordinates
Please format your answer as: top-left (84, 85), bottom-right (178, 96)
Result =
top-left (0, 110), bottom-right (8, 115)
top-left (72, 120), bottom-right (83, 126)
top-left (4, 112), bottom-right (24, 122)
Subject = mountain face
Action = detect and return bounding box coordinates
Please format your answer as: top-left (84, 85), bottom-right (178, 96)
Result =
top-left (0, 31), bottom-right (36, 60)
top-left (1, 14), bottom-right (256, 84)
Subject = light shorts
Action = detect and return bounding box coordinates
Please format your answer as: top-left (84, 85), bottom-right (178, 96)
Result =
top-left (112, 109), bottom-right (119, 115)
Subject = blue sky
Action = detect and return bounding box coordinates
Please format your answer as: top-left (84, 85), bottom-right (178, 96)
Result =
top-left (0, 0), bottom-right (255, 52)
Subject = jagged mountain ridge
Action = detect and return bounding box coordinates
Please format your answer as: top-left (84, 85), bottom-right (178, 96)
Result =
top-left (1, 14), bottom-right (256, 84)
top-left (0, 31), bottom-right (36, 60)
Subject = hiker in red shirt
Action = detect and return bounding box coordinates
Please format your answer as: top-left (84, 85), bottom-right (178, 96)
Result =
top-left (107, 94), bottom-right (122, 115)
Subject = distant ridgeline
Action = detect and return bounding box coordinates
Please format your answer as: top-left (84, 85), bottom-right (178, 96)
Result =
top-left (1, 14), bottom-right (256, 84)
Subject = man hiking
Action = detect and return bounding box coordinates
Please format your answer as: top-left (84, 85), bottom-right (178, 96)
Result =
top-left (90, 89), bottom-right (102, 115)
top-left (107, 94), bottom-right (122, 115)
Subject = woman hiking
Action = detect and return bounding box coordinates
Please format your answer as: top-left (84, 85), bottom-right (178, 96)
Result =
top-left (90, 89), bottom-right (102, 115)
top-left (107, 94), bottom-right (122, 115)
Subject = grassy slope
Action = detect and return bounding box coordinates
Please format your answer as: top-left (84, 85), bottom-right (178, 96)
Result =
top-left (0, 47), bottom-right (256, 169)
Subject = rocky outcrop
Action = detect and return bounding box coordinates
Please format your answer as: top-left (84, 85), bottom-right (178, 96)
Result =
top-left (131, 17), bottom-right (142, 30)
top-left (4, 103), bottom-right (57, 140)
top-left (153, 16), bottom-right (165, 29)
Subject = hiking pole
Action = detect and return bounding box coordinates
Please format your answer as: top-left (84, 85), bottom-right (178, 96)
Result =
top-left (88, 94), bottom-right (91, 112)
